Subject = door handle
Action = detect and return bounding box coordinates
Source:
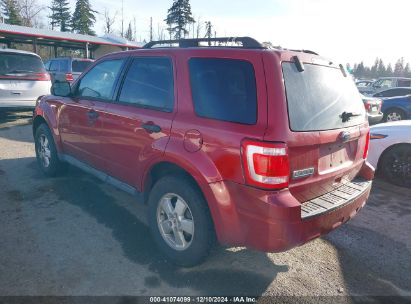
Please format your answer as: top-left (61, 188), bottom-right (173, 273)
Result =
top-left (141, 122), bottom-right (161, 133)
top-left (87, 110), bottom-right (99, 120)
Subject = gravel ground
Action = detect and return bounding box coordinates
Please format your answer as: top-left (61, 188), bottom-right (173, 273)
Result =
top-left (0, 110), bottom-right (410, 301)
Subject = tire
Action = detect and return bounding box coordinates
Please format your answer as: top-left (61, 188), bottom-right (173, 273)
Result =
top-left (380, 144), bottom-right (411, 188)
top-left (34, 123), bottom-right (65, 177)
top-left (148, 175), bottom-right (215, 267)
top-left (384, 108), bottom-right (406, 122)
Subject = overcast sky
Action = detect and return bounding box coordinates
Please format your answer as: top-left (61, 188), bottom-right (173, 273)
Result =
top-left (39, 0), bottom-right (410, 66)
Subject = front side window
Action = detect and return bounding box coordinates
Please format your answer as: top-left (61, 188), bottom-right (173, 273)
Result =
top-left (189, 58), bottom-right (257, 124)
top-left (118, 57), bottom-right (174, 111)
top-left (77, 59), bottom-right (125, 100)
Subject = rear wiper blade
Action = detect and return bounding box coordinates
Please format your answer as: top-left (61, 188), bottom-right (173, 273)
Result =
top-left (340, 111), bottom-right (362, 123)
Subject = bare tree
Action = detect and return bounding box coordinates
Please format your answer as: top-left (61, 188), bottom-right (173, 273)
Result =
top-left (102, 8), bottom-right (116, 34)
top-left (195, 15), bottom-right (203, 38)
top-left (19, 0), bottom-right (45, 27)
top-left (157, 22), bottom-right (166, 41)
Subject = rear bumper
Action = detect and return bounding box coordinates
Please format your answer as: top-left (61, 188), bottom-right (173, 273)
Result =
top-left (367, 112), bottom-right (384, 125)
top-left (208, 162), bottom-right (374, 252)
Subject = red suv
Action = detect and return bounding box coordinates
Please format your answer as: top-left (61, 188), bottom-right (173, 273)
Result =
top-left (33, 37), bottom-right (374, 266)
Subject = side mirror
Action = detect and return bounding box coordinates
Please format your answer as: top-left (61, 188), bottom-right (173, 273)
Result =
top-left (51, 81), bottom-right (72, 97)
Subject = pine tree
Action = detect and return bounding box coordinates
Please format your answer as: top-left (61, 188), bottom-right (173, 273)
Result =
top-left (71, 0), bottom-right (97, 35)
top-left (386, 63), bottom-right (393, 76)
top-left (49, 0), bottom-right (71, 31)
top-left (394, 57), bottom-right (404, 76)
top-left (404, 63), bottom-right (411, 78)
top-left (1, 0), bottom-right (22, 25)
top-left (370, 58), bottom-right (379, 78)
top-left (377, 59), bottom-right (386, 77)
top-left (125, 22), bottom-right (133, 41)
top-left (165, 0), bottom-right (195, 39)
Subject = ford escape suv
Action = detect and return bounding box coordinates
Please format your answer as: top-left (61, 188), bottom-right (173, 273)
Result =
top-left (33, 37), bottom-right (374, 266)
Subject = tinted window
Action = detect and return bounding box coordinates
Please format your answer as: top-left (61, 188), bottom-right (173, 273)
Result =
top-left (49, 60), bottom-right (59, 72)
top-left (77, 59), bottom-right (124, 100)
top-left (397, 79), bottom-right (411, 87)
top-left (72, 60), bottom-right (93, 73)
top-left (118, 57), bottom-right (174, 111)
top-left (189, 58), bottom-right (257, 124)
top-left (0, 53), bottom-right (45, 74)
top-left (283, 62), bottom-right (365, 131)
top-left (59, 60), bottom-right (69, 72)
top-left (377, 89), bottom-right (405, 97)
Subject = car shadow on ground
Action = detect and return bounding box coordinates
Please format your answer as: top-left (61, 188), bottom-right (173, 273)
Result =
top-left (2, 157), bottom-right (289, 296)
top-left (324, 179), bottom-right (411, 297)
top-left (0, 110), bottom-right (32, 126)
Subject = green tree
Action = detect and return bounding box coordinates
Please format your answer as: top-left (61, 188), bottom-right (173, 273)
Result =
top-left (49, 0), bottom-right (71, 31)
top-left (165, 0), bottom-right (195, 39)
top-left (124, 22), bottom-right (133, 41)
top-left (370, 58), bottom-right (379, 78)
top-left (386, 63), bottom-right (393, 76)
top-left (404, 63), bottom-right (411, 78)
top-left (394, 57), bottom-right (404, 76)
top-left (377, 59), bottom-right (386, 77)
top-left (354, 62), bottom-right (366, 78)
top-left (71, 0), bottom-right (97, 35)
top-left (1, 0), bottom-right (22, 25)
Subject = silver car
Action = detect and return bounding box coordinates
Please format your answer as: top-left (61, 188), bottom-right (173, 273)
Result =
top-left (0, 49), bottom-right (51, 108)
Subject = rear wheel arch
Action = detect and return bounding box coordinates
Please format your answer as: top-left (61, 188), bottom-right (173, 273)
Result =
top-left (143, 161), bottom-right (208, 205)
top-left (32, 116), bottom-right (48, 137)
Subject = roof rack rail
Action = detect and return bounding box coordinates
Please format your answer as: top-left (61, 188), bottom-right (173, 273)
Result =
top-left (289, 49), bottom-right (319, 55)
top-left (143, 37), bottom-right (264, 49)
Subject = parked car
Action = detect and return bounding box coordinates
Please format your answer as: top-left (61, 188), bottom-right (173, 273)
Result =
top-left (361, 94), bottom-right (383, 124)
top-left (356, 79), bottom-right (375, 95)
top-left (380, 94), bottom-right (411, 122)
top-left (369, 77), bottom-right (411, 95)
top-left (368, 121), bottom-right (411, 187)
top-left (45, 57), bottom-right (94, 83)
top-left (0, 49), bottom-right (51, 108)
top-left (372, 87), bottom-right (411, 98)
top-left (32, 37), bottom-right (374, 266)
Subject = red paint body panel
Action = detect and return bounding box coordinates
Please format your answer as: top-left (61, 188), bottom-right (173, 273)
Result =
top-left (33, 46), bottom-right (374, 253)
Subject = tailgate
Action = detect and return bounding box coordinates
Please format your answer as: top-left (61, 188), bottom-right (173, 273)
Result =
top-left (267, 60), bottom-right (369, 202)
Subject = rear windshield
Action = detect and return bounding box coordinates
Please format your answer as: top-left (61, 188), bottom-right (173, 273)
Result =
top-left (72, 60), bottom-right (93, 73)
top-left (282, 62), bottom-right (365, 131)
top-left (0, 53), bottom-right (45, 74)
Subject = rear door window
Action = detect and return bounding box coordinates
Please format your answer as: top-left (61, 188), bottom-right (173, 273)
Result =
top-left (189, 58), bottom-right (257, 125)
top-left (282, 62), bottom-right (365, 131)
top-left (397, 79), bottom-right (411, 87)
top-left (118, 57), bottom-right (174, 111)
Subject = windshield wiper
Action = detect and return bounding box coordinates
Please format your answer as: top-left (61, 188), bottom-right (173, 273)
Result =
top-left (340, 111), bottom-right (362, 123)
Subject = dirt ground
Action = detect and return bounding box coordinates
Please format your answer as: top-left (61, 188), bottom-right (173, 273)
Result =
top-left (0, 110), bottom-right (410, 301)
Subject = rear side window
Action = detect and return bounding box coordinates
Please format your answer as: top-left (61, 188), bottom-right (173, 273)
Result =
top-left (77, 59), bottom-right (125, 100)
top-left (0, 53), bottom-right (45, 74)
top-left (397, 79), bottom-right (411, 87)
top-left (59, 60), bottom-right (69, 72)
top-left (189, 58), bottom-right (257, 125)
top-left (72, 60), bottom-right (93, 73)
top-left (118, 57), bottom-right (174, 112)
top-left (283, 62), bottom-right (365, 131)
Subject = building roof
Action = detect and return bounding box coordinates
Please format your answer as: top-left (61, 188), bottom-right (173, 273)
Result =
top-left (0, 23), bottom-right (142, 48)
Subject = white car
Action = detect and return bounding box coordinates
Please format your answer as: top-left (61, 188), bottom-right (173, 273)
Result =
top-left (0, 49), bottom-right (51, 108)
top-left (368, 121), bottom-right (411, 187)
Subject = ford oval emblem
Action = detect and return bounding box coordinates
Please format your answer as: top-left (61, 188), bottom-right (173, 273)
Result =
top-left (340, 131), bottom-right (351, 142)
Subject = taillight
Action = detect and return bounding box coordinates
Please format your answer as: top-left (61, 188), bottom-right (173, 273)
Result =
top-left (363, 131), bottom-right (370, 159)
top-left (65, 73), bottom-right (74, 82)
top-left (241, 139), bottom-right (290, 189)
top-left (364, 100), bottom-right (372, 111)
top-left (35, 73), bottom-right (50, 81)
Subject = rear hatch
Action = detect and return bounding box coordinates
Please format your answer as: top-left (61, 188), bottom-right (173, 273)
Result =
top-left (0, 52), bottom-right (50, 101)
top-left (269, 59), bottom-right (369, 203)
